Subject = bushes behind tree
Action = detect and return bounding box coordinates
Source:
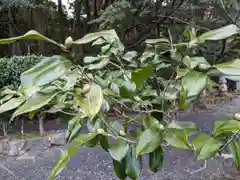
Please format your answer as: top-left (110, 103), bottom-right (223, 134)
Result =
top-left (0, 55), bottom-right (43, 88)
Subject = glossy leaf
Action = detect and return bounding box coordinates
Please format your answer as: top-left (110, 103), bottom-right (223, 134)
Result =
top-left (79, 84), bottom-right (103, 120)
top-left (168, 121), bottom-right (199, 135)
top-left (164, 129), bottom-right (191, 150)
top-left (85, 57), bottom-right (109, 70)
top-left (83, 56), bottom-right (102, 63)
top-left (0, 97), bottom-right (26, 114)
top-left (176, 68), bottom-right (189, 79)
top-left (0, 30), bottom-right (65, 50)
top-left (113, 159), bottom-right (127, 180)
top-left (110, 121), bottom-right (125, 133)
top-left (119, 81), bottom-right (136, 98)
top-left (149, 146), bottom-right (164, 173)
top-left (109, 140), bottom-right (129, 162)
top-left (228, 141), bottom-right (240, 170)
top-left (125, 146), bottom-right (141, 180)
top-left (183, 29), bottom-right (196, 41)
top-left (136, 129), bottom-right (160, 157)
top-left (0, 94), bottom-right (14, 104)
top-left (143, 115), bottom-right (164, 131)
top-left (87, 119), bottom-right (103, 132)
top-left (198, 24), bottom-right (239, 42)
top-left (209, 59), bottom-right (240, 76)
top-left (145, 38), bottom-right (170, 45)
top-left (131, 64), bottom-right (153, 89)
top-left (12, 91), bottom-right (60, 119)
top-left (20, 56), bottom-right (72, 88)
top-left (180, 71), bottom-right (208, 108)
top-left (100, 136), bottom-right (109, 152)
top-left (66, 114), bottom-right (85, 143)
top-left (182, 56), bottom-right (210, 69)
top-left (192, 134), bottom-right (222, 160)
top-left (213, 120), bottom-right (240, 137)
top-left (49, 133), bottom-right (98, 180)
top-left (139, 52), bottom-right (154, 63)
top-left (122, 51), bottom-right (138, 62)
top-left (73, 29), bottom-right (124, 52)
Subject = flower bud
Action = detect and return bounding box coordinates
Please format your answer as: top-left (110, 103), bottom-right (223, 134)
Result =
top-left (119, 130), bottom-right (126, 136)
top-left (97, 128), bottom-right (105, 134)
top-left (234, 113), bottom-right (240, 121)
top-left (64, 36), bottom-right (73, 49)
top-left (82, 84), bottom-right (91, 94)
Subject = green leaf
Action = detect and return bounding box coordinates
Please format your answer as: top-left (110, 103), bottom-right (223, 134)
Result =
top-left (228, 141), bottom-right (240, 170)
top-left (79, 84), bottom-right (103, 120)
top-left (198, 24), bottom-right (239, 42)
top-left (143, 115), bottom-right (164, 131)
top-left (192, 134), bottom-right (222, 160)
top-left (131, 64), bottom-right (153, 89)
top-left (209, 59), bottom-right (240, 76)
top-left (87, 119), bottom-right (103, 132)
top-left (136, 129), bottom-right (160, 157)
top-left (0, 94), bottom-right (14, 104)
top-left (180, 71), bottom-right (208, 108)
top-left (139, 52), bottom-right (154, 63)
top-left (182, 56), bottom-right (210, 69)
top-left (213, 120), bottom-right (240, 137)
top-left (83, 56), bottom-right (102, 63)
top-left (149, 146), bottom-right (164, 173)
top-left (119, 81), bottom-right (136, 98)
top-left (183, 29), bottom-right (197, 41)
top-left (12, 91), bottom-right (60, 119)
top-left (85, 135), bottom-right (101, 147)
top-left (85, 57), bottom-right (109, 70)
top-left (112, 159), bottom-right (127, 180)
top-left (125, 146), bottom-right (141, 180)
top-left (109, 140), bottom-right (129, 162)
top-left (0, 30), bottom-right (65, 50)
top-left (66, 114), bottom-right (85, 143)
top-left (164, 129), bottom-right (191, 150)
top-left (176, 68), bottom-right (189, 79)
top-left (100, 136), bottom-right (109, 152)
top-left (145, 38), bottom-right (170, 45)
top-left (73, 29), bottom-right (124, 52)
top-left (122, 51), bottom-right (138, 62)
top-left (0, 97), bottom-right (26, 114)
top-left (167, 121), bottom-right (199, 135)
top-left (49, 132), bottom-right (98, 180)
top-left (20, 56), bottom-right (72, 88)
top-left (110, 121), bottom-right (125, 133)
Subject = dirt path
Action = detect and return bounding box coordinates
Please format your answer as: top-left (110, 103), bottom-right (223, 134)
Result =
top-left (1, 97), bottom-right (240, 180)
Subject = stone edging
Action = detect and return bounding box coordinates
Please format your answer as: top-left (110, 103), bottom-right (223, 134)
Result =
top-left (0, 130), bottom-right (67, 157)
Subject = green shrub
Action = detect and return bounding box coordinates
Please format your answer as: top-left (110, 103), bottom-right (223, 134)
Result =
top-left (0, 55), bottom-right (42, 88)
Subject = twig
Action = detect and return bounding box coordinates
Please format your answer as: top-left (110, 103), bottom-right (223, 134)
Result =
top-left (157, 15), bottom-right (210, 30)
top-left (190, 160), bottom-right (207, 174)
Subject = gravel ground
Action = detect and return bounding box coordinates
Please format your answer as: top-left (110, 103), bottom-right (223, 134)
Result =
top-left (1, 97), bottom-right (240, 180)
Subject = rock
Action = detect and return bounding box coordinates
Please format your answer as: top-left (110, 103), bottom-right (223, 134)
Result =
top-left (219, 83), bottom-right (228, 93)
top-left (4, 139), bottom-right (29, 157)
top-left (48, 132), bottom-right (66, 146)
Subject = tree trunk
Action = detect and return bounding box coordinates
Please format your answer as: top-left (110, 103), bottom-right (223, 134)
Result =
top-left (21, 118), bottom-right (24, 135)
top-left (39, 115), bottom-right (45, 136)
top-left (2, 120), bottom-right (7, 137)
top-left (8, 9), bottom-right (21, 55)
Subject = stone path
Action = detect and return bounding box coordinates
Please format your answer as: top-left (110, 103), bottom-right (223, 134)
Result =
top-left (1, 97), bottom-right (240, 180)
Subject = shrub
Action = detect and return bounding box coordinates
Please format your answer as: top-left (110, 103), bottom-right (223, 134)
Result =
top-left (0, 55), bottom-right (42, 88)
